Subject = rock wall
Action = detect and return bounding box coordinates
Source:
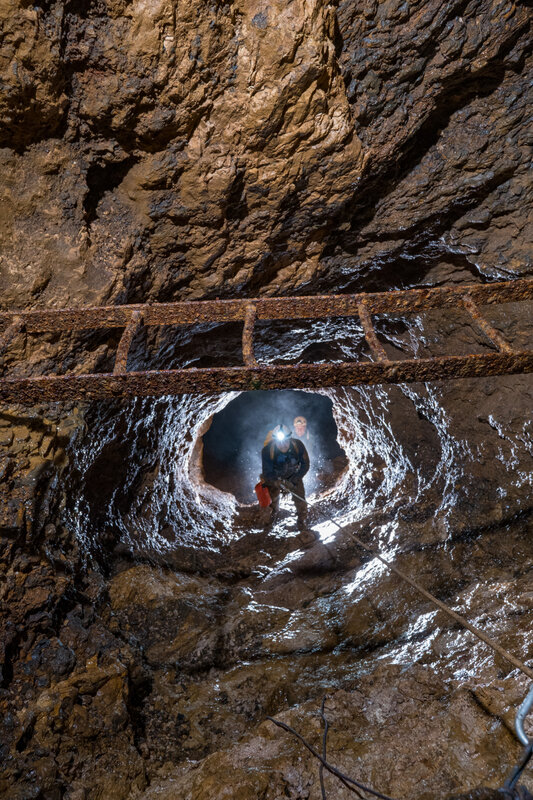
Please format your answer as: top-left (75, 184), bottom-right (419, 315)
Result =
top-left (0, 1), bottom-right (532, 799)
top-left (0, 0), bottom-right (530, 311)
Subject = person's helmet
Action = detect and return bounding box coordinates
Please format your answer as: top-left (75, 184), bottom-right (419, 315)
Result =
top-left (272, 424), bottom-right (291, 442)
top-left (294, 416), bottom-right (307, 427)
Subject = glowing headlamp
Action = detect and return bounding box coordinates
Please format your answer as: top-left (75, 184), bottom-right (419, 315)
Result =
top-left (275, 431), bottom-right (286, 441)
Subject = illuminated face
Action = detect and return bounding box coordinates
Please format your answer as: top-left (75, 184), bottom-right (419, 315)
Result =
top-left (294, 417), bottom-right (307, 437)
top-left (276, 437), bottom-right (290, 452)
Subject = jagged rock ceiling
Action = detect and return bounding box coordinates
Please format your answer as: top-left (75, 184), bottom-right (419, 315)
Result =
top-left (0, 0), bottom-right (530, 310)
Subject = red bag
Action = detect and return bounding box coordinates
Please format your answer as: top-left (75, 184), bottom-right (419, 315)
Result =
top-left (255, 482), bottom-right (272, 508)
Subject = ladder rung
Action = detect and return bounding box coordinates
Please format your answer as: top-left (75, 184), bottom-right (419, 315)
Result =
top-left (462, 295), bottom-right (514, 354)
top-left (242, 304), bottom-right (258, 367)
top-left (113, 310), bottom-right (143, 375)
top-left (357, 302), bottom-right (388, 362)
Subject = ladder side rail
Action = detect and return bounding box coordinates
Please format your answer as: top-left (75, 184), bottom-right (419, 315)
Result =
top-left (2, 350), bottom-right (533, 403)
top-left (0, 278), bottom-right (531, 331)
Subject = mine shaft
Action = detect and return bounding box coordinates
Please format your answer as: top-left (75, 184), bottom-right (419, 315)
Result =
top-left (1, 1), bottom-right (532, 799)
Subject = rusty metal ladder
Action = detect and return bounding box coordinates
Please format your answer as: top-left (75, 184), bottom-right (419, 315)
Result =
top-left (0, 278), bottom-right (532, 404)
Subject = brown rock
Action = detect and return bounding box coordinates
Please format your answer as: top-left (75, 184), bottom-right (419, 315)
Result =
top-left (1, 2), bottom-right (532, 799)
top-left (108, 563), bottom-right (208, 611)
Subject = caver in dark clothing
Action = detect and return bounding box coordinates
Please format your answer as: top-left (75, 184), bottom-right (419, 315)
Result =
top-left (261, 438), bottom-right (309, 525)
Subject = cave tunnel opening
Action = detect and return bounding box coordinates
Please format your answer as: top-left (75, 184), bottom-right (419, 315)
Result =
top-left (201, 390), bottom-right (348, 504)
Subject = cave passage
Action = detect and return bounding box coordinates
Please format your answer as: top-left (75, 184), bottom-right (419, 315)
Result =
top-left (202, 390), bottom-right (348, 503)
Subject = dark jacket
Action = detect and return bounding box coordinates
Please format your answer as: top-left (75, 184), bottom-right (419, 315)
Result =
top-left (261, 438), bottom-right (309, 482)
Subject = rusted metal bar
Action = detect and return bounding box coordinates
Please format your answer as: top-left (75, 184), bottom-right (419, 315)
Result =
top-left (1, 351), bottom-right (532, 404)
top-left (242, 304), bottom-right (258, 367)
top-left (0, 317), bottom-right (24, 355)
top-left (0, 279), bottom-right (531, 333)
top-left (0, 279), bottom-right (531, 404)
top-left (462, 295), bottom-right (514, 354)
top-left (357, 301), bottom-right (388, 362)
top-left (113, 310), bottom-right (143, 375)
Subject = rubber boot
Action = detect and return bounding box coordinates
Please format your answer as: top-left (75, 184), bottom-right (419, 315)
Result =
top-left (265, 499), bottom-right (280, 526)
top-left (296, 512), bottom-right (308, 531)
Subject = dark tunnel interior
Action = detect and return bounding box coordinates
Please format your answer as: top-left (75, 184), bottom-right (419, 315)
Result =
top-left (201, 390), bottom-right (348, 503)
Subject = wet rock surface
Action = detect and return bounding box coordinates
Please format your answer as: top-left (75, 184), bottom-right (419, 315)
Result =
top-left (1, 0), bottom-right (533, 798)
top-left (1, 368), bottom-right (532, 798)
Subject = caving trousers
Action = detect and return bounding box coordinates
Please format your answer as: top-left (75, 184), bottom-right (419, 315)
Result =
top-left (263, 477), bottom-right (307, 525)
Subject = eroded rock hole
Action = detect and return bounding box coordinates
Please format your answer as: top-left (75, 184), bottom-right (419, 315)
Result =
top-left (201, 390), bottom-right (348, 504)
